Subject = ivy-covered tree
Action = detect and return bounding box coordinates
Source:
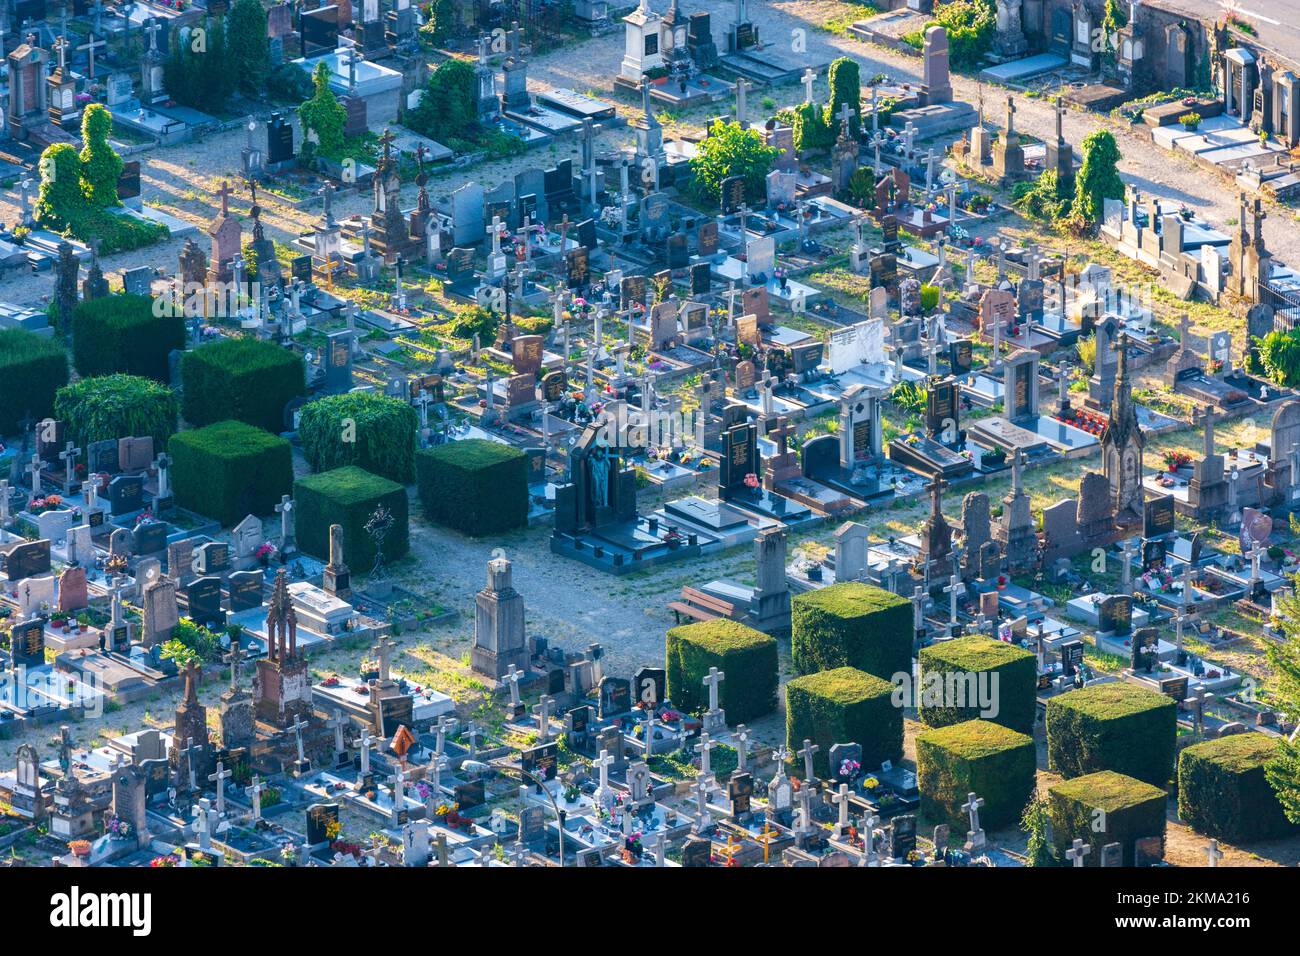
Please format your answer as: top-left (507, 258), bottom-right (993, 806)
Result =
top-left (825, 57), bottom-right (861, 139)
top-left (79, 104), bottom-right (123, 208)
top-left (164, 17), bottom-right (235, 109)
top-left (1265, 581), bottom-right (1300, 823)
top-left (792, 100), bottom-right (832, 153)
top-left (932, 0), bottom-right (998, 71)
top-left (33, 143), bottom-right (86, 229)
top-left (689, 120), bottom-right (780, 206)
top-left (405, 58), bottom-right (480, 145)
top-left (299, 61), bottom-right (348, 163)
top-left (420, 0), bottom-right (456, 46)
top-left (227, 0), bottom-right (270, 97)
top-left (1069, 128), bottom-right (1124, 231)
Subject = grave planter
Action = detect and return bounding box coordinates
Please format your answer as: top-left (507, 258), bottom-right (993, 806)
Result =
top-left (1177, 733), bottom-right (1298, 843)
top-left (1046, 682), bottom-right (1177, 787)
top-left (665, 619), bottom-right (777, 724)
top-left (785, 667), bottom-right (902, 779)
top-left (791, 582), bottom-right (912, 682)
top-left (918, 635), bottom-right (1038, 735)
top-left (916, 719), bottom-right (1036, 831)
top-left (1048, 770), bottom-right (1167, 867)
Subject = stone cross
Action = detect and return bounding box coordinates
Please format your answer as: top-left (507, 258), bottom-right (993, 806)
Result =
top-left (860, 811), bottom-right (881, 866)
top-left (246, 775), bottom-right (267, 822)
top-left (503, 664), bottom-right (524, 707)
top-left (326, 709), bottom-right (346, 758)
top-left (962, 791), bottom-right (985, 840)
top-left (693, 776), bottom-right (713, 832)
top-left (28, 453), bottom-right (42, 493)
top-left (223, 641), bottom-right (246, 692)
top-left (798, 738), bottom-right (819, 783)
top-left (801, 67), bottom-right (816, 104)
top-left (832, 783), bottom-right (852, 834)
top-left (532, 695), bottom-right (554, 742)
top-left (734, 724), bottom-right (749, 774)
top-left (355, 731), bottom-right (376, 779)
top-left (288, 717), bottom-right (309, 764)
top-left (388, 768), bottom-right (407, 825)
top-left (695, 732), bottom-right (715, 776)
top-left (1204, 838), bottom-right (1223, 867)
top-left (702, 666), bottom-right (725, 712)
top-left (944, 571), bottom-right (962, 623)
top-left (207, 761), bottom-right (232, 816)
top-left (735, 78), bottom-right (751, 126)
top-left (1187, 689), bottom-right (1214, 736)
top-left (1120, 537), bottom-right (1137, 594)
top-left (190, 797), bottom-right (217, 851)
top-left (594, 748), bottom-right (615, 800)
top-left (510, 840), bottom-right (527, 867)
top-left (275, 495), bottom-right (294, 550)
top-left (59, 441), bottom-right (81, 489)
top-left (179, 737), bottom-right (202, 793)
top-left (373, 635), bottom-right (396, 683)
top-left (434, 716), bottom-right (456, 756)
top-left (1066, 838), bottom-right (1091, 867)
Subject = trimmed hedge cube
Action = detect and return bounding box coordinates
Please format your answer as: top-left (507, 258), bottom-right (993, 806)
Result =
top-left (181, 338), bottom-right (306, 434)
top-left (1046, 682), bottom-right (1176, 786)
top-left (72, 294), bottom-right (185, 382)
top-left (299, 391), bottom-right (418, 484)
top-left (1178, 734), bottom-right (1298, 843)
top-left (791, 582), bottom-right (912, 681)
top-left (665, 619), bottom-right (777, 724)
top-left (785, 666), bottom-right (902, 778)
top-left (0, 328), bottom-right (69, 434)
top-left (916, 719), bottom-right (1036, 830)
top-left (169, 420), bottom-right (294, 527)
top-left (416, 439), bottom-right (528, 536)
top-left (918, 635), bottom-right (1037, 735)
top-left (1048, 770), bottom-right (1167, 867)
top-left (294, 466), bottom-right (409, 571)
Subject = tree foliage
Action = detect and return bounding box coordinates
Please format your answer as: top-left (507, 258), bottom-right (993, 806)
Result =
top-left (54, 373), bottom-right (179, 451)
top-left (689, 120), bottom-right (780, 206)
top-left (931, 0), bottom-right (997, 70)
top-left (226, 0), bottom-right (270, 97)
top-left (826, 57), bottom-right (861, 139)
top-left (420, 0), bottom-right (455, 46)
top-left (405, 58), bottom-right (480, 145)
top-left (163, 17), bottom-right (236, 109)
top-left (1265, 581), bottom-right (1300, 823)
top-left (1070, 129), bottom-right (1124, 230)
top-left (299, 61), bottom-right (348, 163)
top-left (1257, 328), bottom-right (1300, 387)
top-left (79, 105), bottom-right (123, 208)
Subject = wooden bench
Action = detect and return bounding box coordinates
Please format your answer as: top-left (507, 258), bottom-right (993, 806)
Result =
top-left (668, 587), bottom-right (739, 624)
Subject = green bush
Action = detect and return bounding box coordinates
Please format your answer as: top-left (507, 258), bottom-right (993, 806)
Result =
top-left (54, 374), bottom-right (178, 451)
top-left (415, 439), bottom-right (527, 536)
top-left (180, 337), bottom-right (305, 434)
top-left (665, 619), bottom-right (778, 724)
top-left (1046, 683), bottom-right (1177, 786)
top-left (1258, 328), bottom-right (1300, 388)
top-left (72, 294), bottom-right (184, 382)
top-left (299, 392), bottom-right (418, 484)
top-left (918, 635), bottom-right (1037, 734)
top-left (1178, 734), bottom-right (1298, 842)
top-left (791, 582), bottom-right (912, 680)
top-left (785, 666), bottom-right (902, 778)
top-left (931, 0), bottom-right (997, 71)
top-left (169, 420), bottom-right (293, 527)
top-left (0, 329), bottom-right (68, 434)
top-left (689, 120), bottom-right (779, 206)
top-left (1048, 770), bottom-right (1167, 866)
top-left (294, 466), bottom-right (409, 572)
top-left (916, 719), bottom-right (1036, 830)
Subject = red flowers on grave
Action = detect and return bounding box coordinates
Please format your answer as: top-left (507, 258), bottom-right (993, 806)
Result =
top-left (743, 473), bottom-right (760, 490)
top-left (1163, 450), bottom-right (1192, 473)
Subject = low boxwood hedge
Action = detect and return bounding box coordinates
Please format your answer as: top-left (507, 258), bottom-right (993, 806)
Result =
top-left (1046, 682), bottom-right (1176, 786)
top-left (169, 420), bottom-right (293, 527)
top-left (791, 582), bottom-right (911, 681)
top-left (1048, 770), bottom-right (1168, 867)
top-left (416, 439), bottom-right (528, 535)
top-left (0, 329), bottom-right (68, 434)
top-left (918, 635), bottom-right (1037, 734)
top-left (916, 719), bottom-right (1036, 830)
top-left (665, 619), bottom-right (777, 724)
top-left (72, 293), bottom-right (184, 382)
top-left (298, 391), bottom-right (419, 484)
top-left (785, 666), bottom-right (902, 778)
top-left (1178, 733), bottom-right (1298, 843)
top-left (181, 337), bottom-right (306, 434)
top-left (294, 465), bottom-right (409, 571)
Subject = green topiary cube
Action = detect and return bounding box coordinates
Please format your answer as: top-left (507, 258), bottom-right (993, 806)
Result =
top-left (54, 373), bottom-right (178, 451)
top-left (791, 582), bottom-right (912, 681)
top-left (294, 466), bottom-right (409, 571)
top-left (1178, 733), bottom-right (1298, 843)
top-left (416, 439), bottom-right (528, 536)
top-left (665, 619), bottom-right (777, 724)
top-left (785, 666), bottom-right (902, 778)
top-left (0, 329), bottom-right (68, 434)
top-left (1048, 770), bottom-right (1167, 866)
top-left (1046, 683), bottom-right (1176, 786)
top-left (916, 719), bottom-right (1036, 830)
top-left (298, 391), bottom-right (419, 484)
top-left (72, 294), bottom-right (185, 382)
top-left (169, 420), bottom-right (293, 527)
top-left (918, 635), bottom-right (1037, 735)
top-left (181, 338), bottom-right (306, 434)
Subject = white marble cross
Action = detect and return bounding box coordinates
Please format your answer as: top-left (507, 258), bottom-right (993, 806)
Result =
top-left (1066, 838), bottom-right (1091, 867)
top-left (207, 761), bottom-right (232, 816)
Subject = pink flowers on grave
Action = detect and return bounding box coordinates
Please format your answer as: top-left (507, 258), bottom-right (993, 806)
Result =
top-left (839, 758), bottom-right (861, 779)
top-left (256, 543), bottom-right (277, 559)
top-left (743, 473), bottom-right (760, 489)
